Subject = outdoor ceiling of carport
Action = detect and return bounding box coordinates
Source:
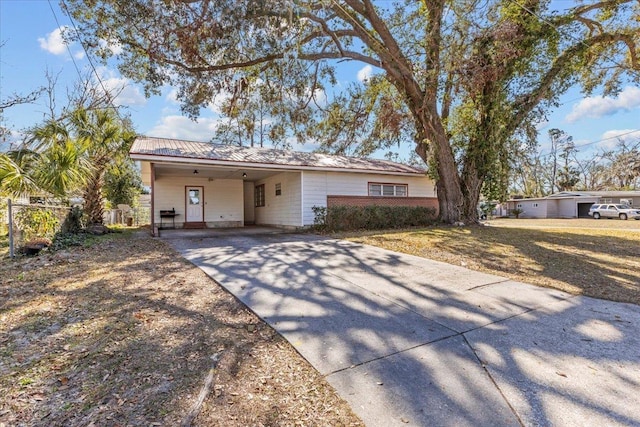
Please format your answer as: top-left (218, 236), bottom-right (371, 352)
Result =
top-left (150, 162), bottom-right (294, 182)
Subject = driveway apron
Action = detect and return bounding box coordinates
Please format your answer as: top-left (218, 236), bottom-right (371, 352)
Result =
top-left (166, 233), bottom-right (640, 427)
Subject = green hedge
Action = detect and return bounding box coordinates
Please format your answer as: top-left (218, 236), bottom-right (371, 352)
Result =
top-left (313, 204), bottom-right (437, 231)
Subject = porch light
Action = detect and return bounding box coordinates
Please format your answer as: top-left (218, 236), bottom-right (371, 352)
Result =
top-left (193, 169), bottom-right (199, 174)
top-left (242, 172), bottom-right (247, 178)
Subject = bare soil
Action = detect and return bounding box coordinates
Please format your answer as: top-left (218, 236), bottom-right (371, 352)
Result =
top-left (0, 230), bottom-right (363, 427)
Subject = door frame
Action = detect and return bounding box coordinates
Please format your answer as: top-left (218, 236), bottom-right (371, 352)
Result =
top-left (184, 185), bottom-right (204, 223)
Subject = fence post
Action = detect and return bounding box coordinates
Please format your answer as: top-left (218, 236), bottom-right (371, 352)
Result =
top-left (8, 199), bottom-right (14, 258)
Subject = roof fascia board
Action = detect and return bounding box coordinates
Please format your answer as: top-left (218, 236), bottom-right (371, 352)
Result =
top-left (130, 153), bottom-right (425, 177)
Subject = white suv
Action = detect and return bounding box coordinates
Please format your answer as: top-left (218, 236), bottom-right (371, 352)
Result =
top-left (588, 204), bottom-right (640, 220)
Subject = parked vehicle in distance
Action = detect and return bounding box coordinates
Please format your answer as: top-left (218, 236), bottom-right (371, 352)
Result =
top-left (588, 204), bottom-right (640, 220)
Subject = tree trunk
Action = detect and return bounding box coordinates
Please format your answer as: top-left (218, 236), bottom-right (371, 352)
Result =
top-left (84, 171), bottom-right (105, 225)
top-left (414, 113), bottom-right (465, 224)
top-left (461, 166), bottom-right (482, 223)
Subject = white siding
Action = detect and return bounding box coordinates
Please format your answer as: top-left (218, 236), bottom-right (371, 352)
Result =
top-left (545, 200), bottom-right (558, 218)
top-left (302, 171), bottom-right (329, 225)
top-left (515, 200), bottom-right (547, 218)
top-left (301, 171), bottom-right (436, 226)
top-left (154, 176), bottom-right (243, 227)
top-left (254, 172), bottom-right (302, 227)
top-left (557, 199), bottom-right (576, 218)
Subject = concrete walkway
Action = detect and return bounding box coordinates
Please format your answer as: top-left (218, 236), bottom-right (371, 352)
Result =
top-left (166, 233), bottom-right (640, 427)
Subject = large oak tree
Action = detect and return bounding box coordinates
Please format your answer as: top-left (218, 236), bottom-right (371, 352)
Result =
top-left (63, 0), bottom-right (640, 222)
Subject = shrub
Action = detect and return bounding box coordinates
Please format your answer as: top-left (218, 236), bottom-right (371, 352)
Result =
top-left (50, 231), bottom-right (88, 251)
top-left (0, 199), bottom-right (8, 236)
top-left (511, 208), bottom-right (524, 219)
top-left (14, 207), bottom-right (59, 241)
top-left (312, 206), bottom-right (327, 230)
top-left (61, 206), bottom-right (85, 234)
top-left (318, 204), bottom-right (437, 232)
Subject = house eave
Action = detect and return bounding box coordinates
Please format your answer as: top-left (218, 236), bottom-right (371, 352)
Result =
top-left (131, 153), bottom-right (426, 177)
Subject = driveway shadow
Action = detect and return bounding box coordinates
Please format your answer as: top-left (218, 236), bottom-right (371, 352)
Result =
top-left (168, 233), bottom-right (640, 427)
top-left (354, 226), bottom-right (640, 304)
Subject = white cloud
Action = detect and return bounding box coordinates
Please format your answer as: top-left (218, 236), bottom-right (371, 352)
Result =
top-left (38, 26), bottom-right (69, 55)
top-left (357, 65), bottom-right (373, 82)
top-left (38, 26), bottom-right (86, 59)
top-left (146, 115), bottom-right (222, 141)
top-left (99, 38), bottom-right (123, 55)
top-left (290, 137), bottom-right (320, 152)
top-left (165, 86), bottom-right (231, 115)
top-left (566, 86), bottom-right (640, 123)
top-left (598, 129), bottom-right (640, 150)
top-left (207, 90), bottom-right (233, 115)
top-left (535, 118), bottom-right (549, 131)
top-left (109, 82), bottom-right (146, 107)
top-left (95, 68), bottom-right (146, 107)
top-left (165, 88), bottom-right (180, 105)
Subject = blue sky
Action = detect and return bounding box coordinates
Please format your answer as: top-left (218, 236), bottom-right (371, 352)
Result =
top-left (1, 0), bottom-right (639, 161)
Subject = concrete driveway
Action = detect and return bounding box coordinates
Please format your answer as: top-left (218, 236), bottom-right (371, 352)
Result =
top-left (166, 232), bottom-right (640, 427)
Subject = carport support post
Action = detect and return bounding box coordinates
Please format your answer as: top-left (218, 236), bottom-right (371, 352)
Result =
top-left (8, 198), bottom-right (14, 258)
top-left (151, 162), bottom-right (156, 236)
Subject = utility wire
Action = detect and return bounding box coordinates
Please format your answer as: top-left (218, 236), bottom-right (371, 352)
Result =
top-left (46, 0), bottom-right (84, 87)
top-left (535, 128), bottom-right (640, 159)
top-left (49, 0), bottom-right (123, 120)
top-left (502, 0), bottom-right (640, 157)
top-left (574, 129), bottom-right (640, 150)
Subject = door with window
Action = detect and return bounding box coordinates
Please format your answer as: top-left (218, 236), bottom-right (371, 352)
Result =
top-left (186, 186), bottom-right (204, 222)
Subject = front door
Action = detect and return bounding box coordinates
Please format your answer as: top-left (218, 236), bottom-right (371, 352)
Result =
top-left (186, 186), bottom-right (204, 222)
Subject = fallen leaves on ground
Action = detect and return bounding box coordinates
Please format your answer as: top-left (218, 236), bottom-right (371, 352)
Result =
top-left (339, 219), bottom-right (640, 305)
top-left (0, 230), bottom-right (363, 426)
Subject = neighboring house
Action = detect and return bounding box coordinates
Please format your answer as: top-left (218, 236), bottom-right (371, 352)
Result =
top-left (129, 136), bottom-right (438, 234)
top-left (507, 191), bottom-right (640, 218)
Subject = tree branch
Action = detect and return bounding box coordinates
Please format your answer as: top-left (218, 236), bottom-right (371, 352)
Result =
top-left (509, 31), bottom-right (638, 135)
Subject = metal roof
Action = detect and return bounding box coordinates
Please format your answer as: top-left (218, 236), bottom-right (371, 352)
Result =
top-left (509, 190), bottom-right (640, 202)
top-left (130, 136), bottom-right (426, 175)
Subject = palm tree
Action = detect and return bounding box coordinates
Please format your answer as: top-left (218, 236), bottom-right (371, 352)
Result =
top-left (0, 149), bottom-right (43, 198)
top-left (0, 142), bottom-right (87, 200)
top-left (2, 118), bottom-right (91, 199)
top-left (35, 139), bottom-right (89, 198)
top-left (1, 108), bottom-right (134, 225)
top-left (70, 108), bottom-right (135, 224)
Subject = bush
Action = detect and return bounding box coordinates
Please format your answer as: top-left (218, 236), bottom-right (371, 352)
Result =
top-left (0, 199), bottom-right (8, 236)
top-left (311, 206), bottom-right (327, 229)
top-left (315, 204), bottom-right (437, 232)
top-left (14, 207), bottom-right (59, 241)
top-left (511, 208), bottom-right (524, 219)
top-left (61, 206), bottom-right (85, 234)
top-left (50, 231), bottom-right (88, 251)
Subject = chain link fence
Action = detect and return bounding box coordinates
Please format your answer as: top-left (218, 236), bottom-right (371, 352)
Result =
top-left (103, 206), bottom-right (151, 226)
top-left (3, 199), bottom-right (151, 257)
top-left (4, 199), bottom-right (70, 257)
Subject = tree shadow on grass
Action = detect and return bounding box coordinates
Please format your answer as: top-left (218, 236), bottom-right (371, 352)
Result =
top-left (169, 232), bottom-right (640, 426)
top-left (0, 234), bottom-right (361, 426)
top-left (382, 226), bottom-right (640, 304)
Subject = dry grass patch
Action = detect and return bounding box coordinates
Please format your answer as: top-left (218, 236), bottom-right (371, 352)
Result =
top-left (0, 231), bottom-right (362, 426)
top-left (338, 219), bottom-right (640, 305)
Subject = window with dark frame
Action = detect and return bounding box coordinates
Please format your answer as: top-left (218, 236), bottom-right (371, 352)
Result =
top-left (255, 184), bottom-right (265, 207)
top-left (368, 183), bottom-right (408, 197)
top-left (275, 183), bottom-right (282, 196)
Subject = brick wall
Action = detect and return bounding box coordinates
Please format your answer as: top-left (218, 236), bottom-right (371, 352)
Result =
top-left (327, 195), bottom-right (439, 214)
